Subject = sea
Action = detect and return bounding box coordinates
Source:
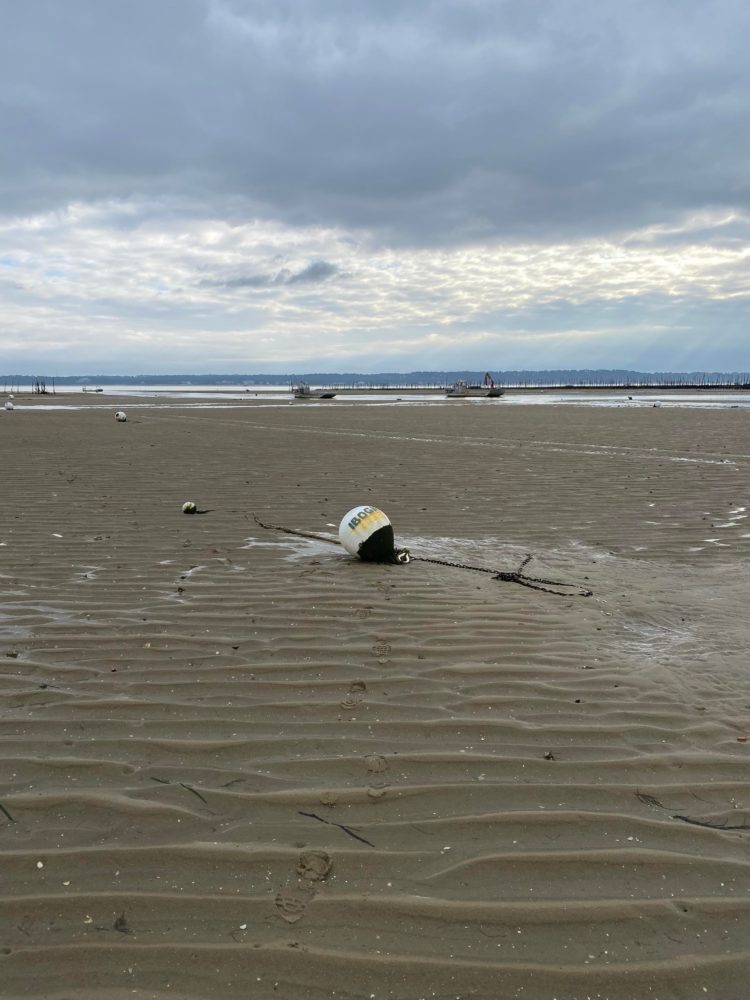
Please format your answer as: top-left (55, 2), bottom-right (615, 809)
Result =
top-left (6, 383), bottom-right (750, 409)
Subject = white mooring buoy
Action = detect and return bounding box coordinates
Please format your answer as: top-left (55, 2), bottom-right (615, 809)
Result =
top-left (4, 401), bottom-right (14, 411)
top-left (339, 505), bottom-right (409, 563)
top-left (115, 410), bottom-right (127, 422)
top-left (182, 502), bottom-right (197, 514)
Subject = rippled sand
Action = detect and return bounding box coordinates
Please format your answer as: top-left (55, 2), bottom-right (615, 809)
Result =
top-left (2, 399), bottom-right (750, 999)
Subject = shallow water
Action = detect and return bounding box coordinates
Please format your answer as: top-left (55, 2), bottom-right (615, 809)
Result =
top-left (8, 385), bottom-right (750, 409)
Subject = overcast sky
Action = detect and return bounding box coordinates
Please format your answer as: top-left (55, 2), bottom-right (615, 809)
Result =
top-left (1, 0), bottom-right (749, 374)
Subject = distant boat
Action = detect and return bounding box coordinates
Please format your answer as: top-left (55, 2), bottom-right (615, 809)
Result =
top-left (446, 378), bottom-right (504, 399)
top-left (292, 382), bottom-right (337, 400)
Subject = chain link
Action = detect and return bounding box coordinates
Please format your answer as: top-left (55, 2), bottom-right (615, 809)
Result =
top-left (411, 554), bottom-right (592, 597)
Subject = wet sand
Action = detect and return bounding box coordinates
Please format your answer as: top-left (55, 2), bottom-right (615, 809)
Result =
top-left (1, 399), bottom-right (750, 999)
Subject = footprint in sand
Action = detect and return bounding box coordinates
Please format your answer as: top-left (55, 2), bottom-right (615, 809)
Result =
top-left (296, 850), bottom-right (332, 882)
top-left (340, 681), bottom-right (366, 708)
top-left (274, 880), bottom-right (316, 924)
top-left (274, 850), bottom-right (332, 923)
top-left (364, 753), bottom-right (390, 797)
top-left (371, 639), bottom-right (392, 661)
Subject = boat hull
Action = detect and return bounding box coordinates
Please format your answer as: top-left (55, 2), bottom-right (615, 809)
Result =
top-left (446, 386), bottom-right (504, 398)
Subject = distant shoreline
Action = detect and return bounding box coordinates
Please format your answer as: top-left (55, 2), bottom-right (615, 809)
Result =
top-left (4, 368), bottom-right (750, 392)
top-left (6, 383), bottom-right (750, 397)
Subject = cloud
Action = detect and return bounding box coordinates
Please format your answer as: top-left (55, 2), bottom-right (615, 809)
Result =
top-left (286, 260), bottom-right (339, 284)
top-left (1, 2), bottom-right (750, 372)
top-left (0, 199), bottom-right (749, 373)
top-left (214, 274), bottom-right (273, 289)
top-left (1, 1), bottom-right (749, 245)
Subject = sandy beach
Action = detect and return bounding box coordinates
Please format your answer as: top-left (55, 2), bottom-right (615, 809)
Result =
top-left (2, 397), bottom-right (750, 999)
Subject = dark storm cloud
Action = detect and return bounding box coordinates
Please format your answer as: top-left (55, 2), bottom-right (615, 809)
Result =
top-left (2, 0), bottom-right (749, 244)
top-left (201, 259), bottom-right (338, 288)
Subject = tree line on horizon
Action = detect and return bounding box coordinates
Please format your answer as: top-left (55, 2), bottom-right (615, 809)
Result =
top-left (4, 369), bottom-right (750, 388)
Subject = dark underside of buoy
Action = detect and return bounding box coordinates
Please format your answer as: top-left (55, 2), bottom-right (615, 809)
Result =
top-left (357, 523), bottom-right (396, 563)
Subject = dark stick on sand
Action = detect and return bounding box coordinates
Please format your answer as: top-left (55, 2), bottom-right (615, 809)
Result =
top-left (298, 810), bottom-right (375, 847)
top-left (150, 775), bottom-right (209, 806)
top-left (672, 814), bottom-right (750, 831)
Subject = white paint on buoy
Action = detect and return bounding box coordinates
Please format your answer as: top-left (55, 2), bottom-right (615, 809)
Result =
top-left (4, 401), bottom-right (14, 411)
top-left (182, 501), bottom-right (197, 514)
top-left (339, 505), bottom-right (391, 556)
top-left (115, 410), bottom-right (127, 421)
top-left (338, 505), bottom-right (409, 563)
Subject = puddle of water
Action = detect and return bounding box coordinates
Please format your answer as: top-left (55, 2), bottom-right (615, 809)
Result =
top-left (180, 565), bottom-right (207, 579)
top-left (621, 618), bottom-right (693, 658)
top-left (241, 536), bottom-right (341, 562)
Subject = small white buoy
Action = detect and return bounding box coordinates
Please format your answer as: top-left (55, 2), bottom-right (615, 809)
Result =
top-left (339, 505), bottom-right (409, 563)
top-left (653, 400), bottom-right (662, 408)
top-left (8, 394), bottom-right (13, 399)
top-left (182, 501), bottom-right (197, 514)
top-left (115, 410), bottom-right (127, 421)
top-left (4, 401), bottom-right (14, 411)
